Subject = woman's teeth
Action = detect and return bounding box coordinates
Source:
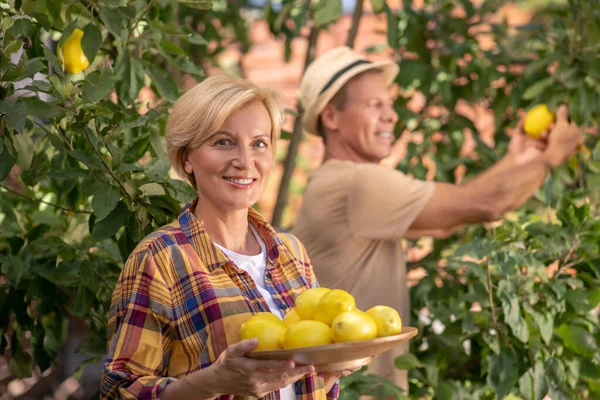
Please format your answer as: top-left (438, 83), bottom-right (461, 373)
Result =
top-left (225, 178), bottom-right (253, 184)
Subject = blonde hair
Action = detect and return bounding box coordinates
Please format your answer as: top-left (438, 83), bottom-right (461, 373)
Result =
top-left (166, 75), bottom-right (283, 188)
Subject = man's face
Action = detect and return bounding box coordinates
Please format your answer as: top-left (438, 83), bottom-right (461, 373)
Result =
top-left (329, 72), bottom-right (398, 163)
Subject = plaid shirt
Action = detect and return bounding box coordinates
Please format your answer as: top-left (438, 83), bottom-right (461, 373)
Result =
top-left (101, 199), bottom-right (340, 400)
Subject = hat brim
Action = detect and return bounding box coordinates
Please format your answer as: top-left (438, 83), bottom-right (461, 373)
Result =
top-left (302, 60), bottom-right (399, 136)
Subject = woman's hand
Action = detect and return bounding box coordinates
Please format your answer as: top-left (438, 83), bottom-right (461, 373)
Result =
top-left (322, 364), bottom-right (366, 393)
top-left (210, 339), bottom-right (316, 398)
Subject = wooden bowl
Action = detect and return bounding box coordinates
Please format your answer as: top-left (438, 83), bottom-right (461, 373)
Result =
top-left (247, 326), bottom-right (418, 372)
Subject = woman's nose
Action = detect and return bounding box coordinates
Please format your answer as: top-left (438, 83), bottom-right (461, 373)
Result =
top-left (230, 147), bottom-right (252, 170)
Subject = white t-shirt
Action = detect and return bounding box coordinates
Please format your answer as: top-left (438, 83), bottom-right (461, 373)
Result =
top-left (214, 227), bottom-right (296, 400)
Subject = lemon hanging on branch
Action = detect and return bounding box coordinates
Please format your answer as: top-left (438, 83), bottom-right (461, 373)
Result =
top-left (523, 104), bottom-right (554, 139)
top-left (57, 28), bottom-right (90, 74)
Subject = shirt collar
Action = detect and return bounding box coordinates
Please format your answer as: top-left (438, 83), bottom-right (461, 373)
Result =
top-left (178, 198), bottom-right (283, 272)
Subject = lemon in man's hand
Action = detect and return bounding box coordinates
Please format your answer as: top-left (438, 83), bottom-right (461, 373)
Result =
top-left (281, 320), bottom-right (333, 349)
top-left (523, 104), bottom-right (554, 139)
top-left (57, 28), bottom-right (90, 74)
top-left (331, 310), bottom-right (377, 342)
top-left (366, 305), bottom-right (403, 337)
top-left (295, 287), bottom-right (331, 320)
top-left (239, 314), bottom-right (286, 351)
top-left (313, 289), bottom-right (356, 326)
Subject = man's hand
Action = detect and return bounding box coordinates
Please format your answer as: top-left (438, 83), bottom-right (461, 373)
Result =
top-left (507, 116), bottom-right (547, 166)
top-left (543, 105), bottom-right (584, 169)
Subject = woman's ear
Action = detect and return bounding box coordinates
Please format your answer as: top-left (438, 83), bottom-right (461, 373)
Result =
top-left (320, 104), bottom-right (340, 131)
top-left (183, 151), bottom-right (193, 174)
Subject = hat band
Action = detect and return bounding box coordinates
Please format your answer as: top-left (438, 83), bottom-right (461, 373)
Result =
top-left (319, 59), bottom-right (371, 95)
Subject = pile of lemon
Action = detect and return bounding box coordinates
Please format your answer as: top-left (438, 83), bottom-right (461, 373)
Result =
top-left (239, 288), bottom-right (403, 351)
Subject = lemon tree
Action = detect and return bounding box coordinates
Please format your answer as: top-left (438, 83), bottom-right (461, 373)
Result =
top-left (0, 0), bottom-right (326, 394)
top-left (339, 0), bottom-right (599, 399)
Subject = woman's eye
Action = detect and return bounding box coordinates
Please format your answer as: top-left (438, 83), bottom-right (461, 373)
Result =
top-left (252, 140), bottom-right (268, 148)
top-left (215, 139), bottom-right (231, 146)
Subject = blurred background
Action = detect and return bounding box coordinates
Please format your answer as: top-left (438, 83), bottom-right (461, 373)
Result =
top-left (1, 0), bottom-right (599, 399)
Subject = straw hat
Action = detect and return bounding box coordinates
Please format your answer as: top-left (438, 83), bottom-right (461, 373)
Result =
top-left (299, 46), bottom-right (399, 136)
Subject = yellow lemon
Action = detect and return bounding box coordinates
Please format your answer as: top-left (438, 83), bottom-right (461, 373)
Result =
top-left (366, 306), bottom-right (403, 337)
top-left (523, 104), bottom-right (554, 139)
top-left (251, 312), bottom-right (283, 324)
top-left (57, 28), bottom-right (90, 74)
top-left (331, 310), bottom-right (378, 342)
top-left (281, 320), bottom-right (333, 349)
top-left (294, 287), bottom-right (331, 320)
top-left (283, 309), bottom-right (302, 327)
top-left (313, 289), bottom-right (356, 326)
top-left (239, 315), bottom-right (286, 351)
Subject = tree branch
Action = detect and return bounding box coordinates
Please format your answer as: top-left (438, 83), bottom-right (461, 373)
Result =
top-left (346, 0), bottom-right (364, 48)
top-left (0, 183), bottom-right (92, 214)
top-left (271, 23), bottom-right (320, 228)
top-left (81, 127), bottom-right (131, 201)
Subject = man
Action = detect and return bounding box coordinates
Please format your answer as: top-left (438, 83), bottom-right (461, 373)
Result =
top-left (291, 46), bottom-right (582, 393)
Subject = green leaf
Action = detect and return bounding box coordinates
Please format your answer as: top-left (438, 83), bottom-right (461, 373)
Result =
top-left (92, 201), bottom-right (130, 241)
top-left (487, 347), bottom-right (519, 399)
top-left (12, 132), bottom-right (34, 171)
top-left (68, 149), bottom-right (104, 169)
top-left (81, 23), bottom-right (102, 66)
top-left (99, 7), bottom-right (125, 37)
top-left (80, 259), bottom-right (98, 290)
top-left (101, 0), bottom-right (127, 5)
top-left (545, 358), bottom-right (566, 387)
top-left (81, 69), bottom-right (115, 103)
top-left (394, 353), bottom-right (423, 370)
top-left (385, 5), bottom-right (399, 49)
top-left (0, 144), bottom-right (16, 181)
top-left (370, 0), bottom-right (385, 13)
top-left (0, 99), bottom-right (27, 132)
top-left (314, 0), bottom-right (342, 28)
top-left (18, 58), bottom-right (46, 81)
top-left (160, 39), bottom-right (188, 56)
top-left (523, 77), bottom-right (554, 100)
top-left (177, 0), bottom-right (213, 10)
top-left (115, 52), bottom-right (145, 105)
top-left (21, 151), bottom-right (50, 186)
top-left (23, 97), bottom-right (66, 119)
top-left (523, 304), bottom-right (554, 346)
top-left (42, 43), bottom-right (64, 78)
top-left (9, 336), bottom-right (32, 378)
top-left (144, 62), bottom-right (179, 102)
top-left (556, 324), bottom-right (597, 358)
top-left (2, 256), bottom-right (26, 286)
top-left (72, 285), bottom-right (95, 317)
top-left (500, 290), bottom-right (529, 343)
top-left (139, 182), bottom-right (166, 197)
top-left (92, 182), bottom-right (121, 221)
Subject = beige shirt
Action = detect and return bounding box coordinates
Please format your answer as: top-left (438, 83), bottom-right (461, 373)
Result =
top-left (292, 160), bottom-right (435, 390)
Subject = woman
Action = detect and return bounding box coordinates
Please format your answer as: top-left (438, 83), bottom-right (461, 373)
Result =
top-left (101, 76), bottom-right (350, 400)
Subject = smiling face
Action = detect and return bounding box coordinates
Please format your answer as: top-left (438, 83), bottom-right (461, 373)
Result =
top-left (183, 102), bottom-right (274, 212)
top-left (322, 71), bottom-right (398, 163)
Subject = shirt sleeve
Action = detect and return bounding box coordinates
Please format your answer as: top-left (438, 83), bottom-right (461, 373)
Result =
top-left (101, 247), bottom-right (176, 400)
top-left (347, 164), bottom-right (435, 240)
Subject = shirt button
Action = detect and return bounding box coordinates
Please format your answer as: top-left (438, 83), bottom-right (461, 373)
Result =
top-left (265, 272), bottom-right (271, 279)
top-left (296, 381), bottom-right (303, 388)
top-left (281, 304), bottom-right (288, 310)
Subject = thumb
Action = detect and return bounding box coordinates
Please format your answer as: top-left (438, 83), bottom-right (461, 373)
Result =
top-left (227, 339), bottom-right (259, 357)
top-left (555, 104), bottom-right (569, 122)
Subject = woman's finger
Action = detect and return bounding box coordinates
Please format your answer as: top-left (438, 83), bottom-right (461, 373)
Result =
top-left (225, 339), bottom-right (259, 357)
top-left (241, 358), bottom-right (297, 372)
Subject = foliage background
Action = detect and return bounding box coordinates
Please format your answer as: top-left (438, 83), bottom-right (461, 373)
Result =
top-left (0, 0), bottom-right (598, 399)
